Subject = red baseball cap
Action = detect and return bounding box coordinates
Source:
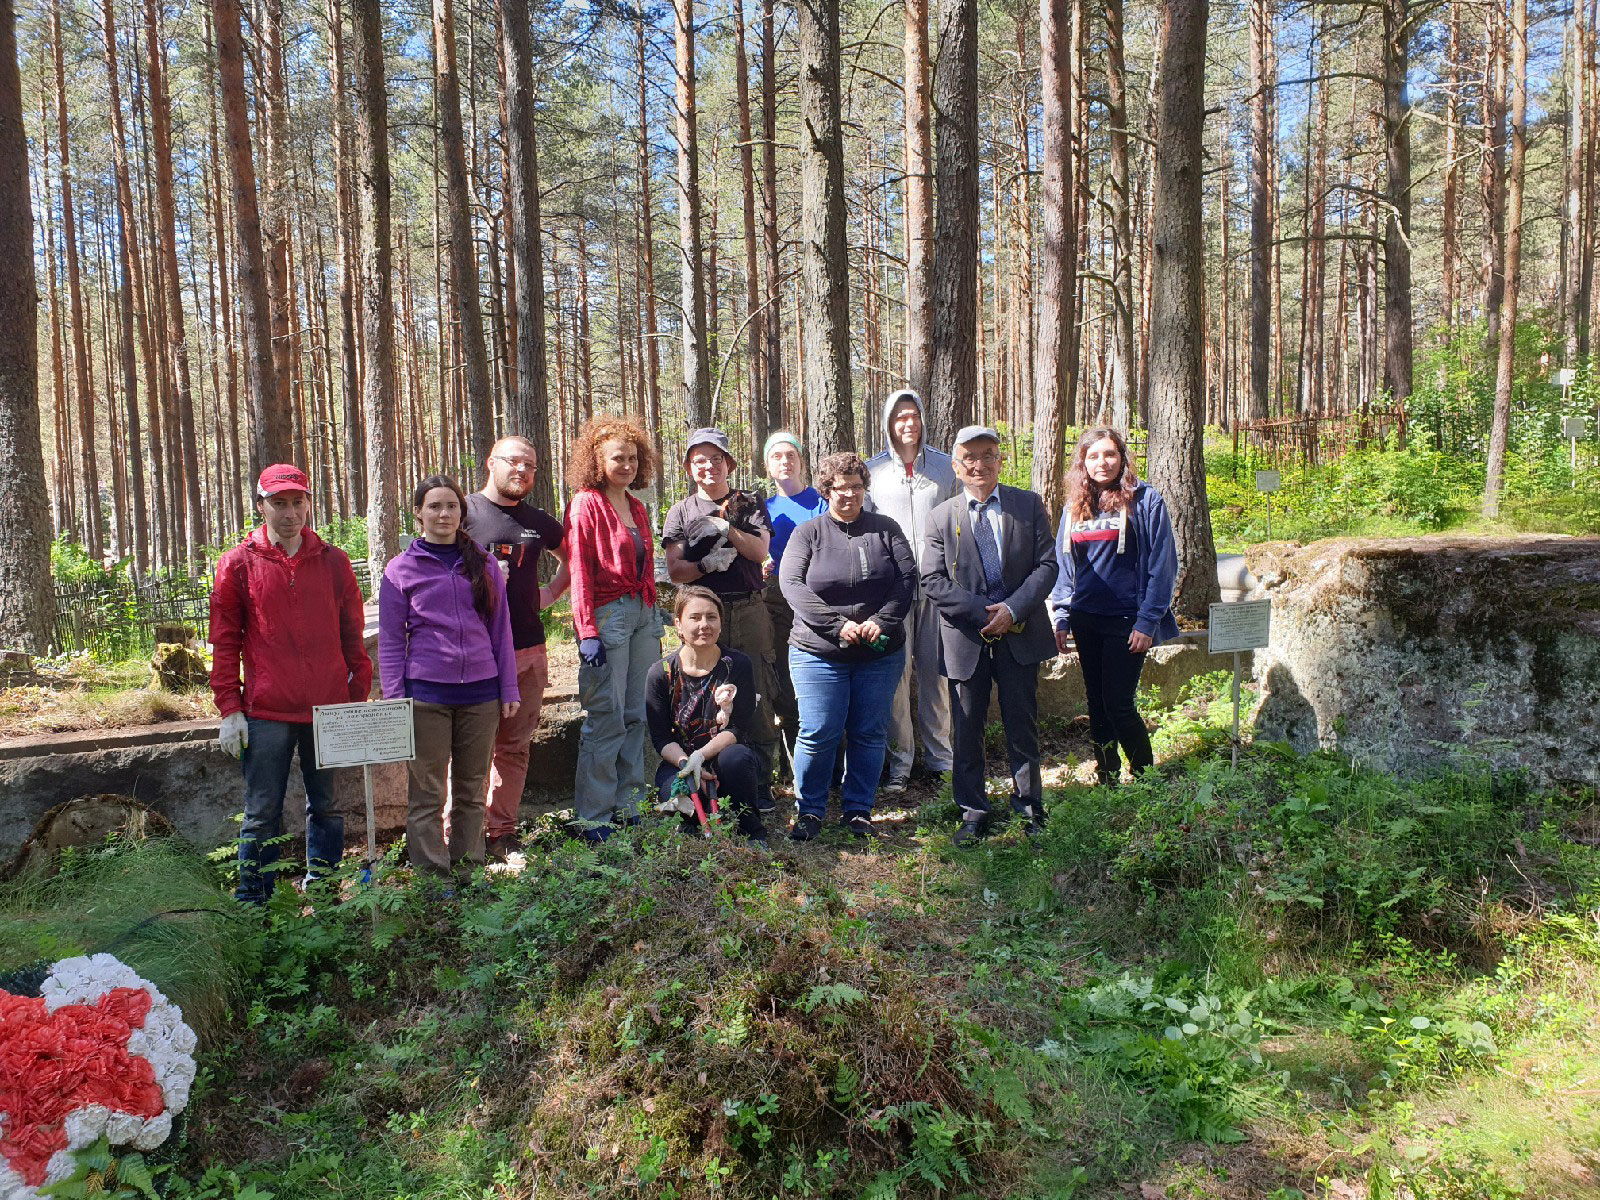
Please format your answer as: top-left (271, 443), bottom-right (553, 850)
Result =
top-left (257, 463), bottom-right (310, 497)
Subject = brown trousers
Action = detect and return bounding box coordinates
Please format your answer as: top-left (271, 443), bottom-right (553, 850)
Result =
top-left (408, 699), bottom-right (500, 875)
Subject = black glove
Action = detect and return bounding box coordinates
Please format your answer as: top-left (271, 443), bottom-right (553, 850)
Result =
top-left (578, 637), bottom-right (606, 668)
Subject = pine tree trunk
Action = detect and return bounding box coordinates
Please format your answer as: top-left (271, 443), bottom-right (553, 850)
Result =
top-left (145, 0), bottom-right (203, 565)
top-left (214, 0), bottom-right (286, 471)
top-left (903, 0), bottom-right (934, 394)
top-left (637, 16), bottom-right (664, 473)
top-left (734, 0), bottom-right (765, 449)
top-left (797, 0), bottom-right (853, 460)
top-left (674, 0), bottom-right (713, 429)
top-left (1105, 0), bottom-right (1134, 431)
top-left (351, 0), bottom-right (399, 577)
top-left (1032, 0), bottom-right (1072, 511)
top-left (1484, 0), bottom-right (1526, 518)
top-left (326, 0), bottom-right (367, 515)
top-left (1, 0), bottom-right (52, 648)
top-left (1442, 0), bottom-right (1460, 330)
top-left (1382, 0), bottom-right (1413, 421)
top-left (1482, 4), bottom-right (1507, 345)
top-left (1145, 0), bottom-right (1219, 617)
top-left (1564, 10), bottom-right (1585, 364)
top-left (261, 0), bottom-right (296, 441)
top-left (433, 0), bottom-right (495, 465)
top-left (760, 0), bottom-right (784, 434)
top-left (1248, 0), bottom-right (1272, 422)
top-left (500, 0), bottom-right (553, 509)
top-left (52, 8), bottom-right (103, 559)
top-left (928, 0), bottom-right (977, 449)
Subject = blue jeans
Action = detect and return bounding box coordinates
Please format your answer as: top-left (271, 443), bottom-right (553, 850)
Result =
top-left (237, 717), bottom-right (342, 902)
top-left (575, 594), bottom-right (662, 826)
top-left (789, 646), bottom-right (905, 819)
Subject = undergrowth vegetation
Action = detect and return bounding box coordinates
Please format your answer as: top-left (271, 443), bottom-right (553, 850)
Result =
top-left (5, 675), bottom-right (1598, 1198)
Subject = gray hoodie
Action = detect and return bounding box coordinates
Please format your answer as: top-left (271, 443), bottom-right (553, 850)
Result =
top-left (864, 388), bottom-right (958, 558)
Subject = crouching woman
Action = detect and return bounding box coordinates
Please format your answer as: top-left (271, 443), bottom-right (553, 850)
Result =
top-left (644, 586), bottom-right (767, 844)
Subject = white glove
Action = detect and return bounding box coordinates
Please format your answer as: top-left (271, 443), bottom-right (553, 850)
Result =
top-left (677, 748), bottom-right (708, 790)
top-left (219, 712), bottom-right (249, 758)
top-left (700, 545), bottom-right (739, 574)
top-left (497, 557), bottom-right (511, 578)
top-left (706, 515), bottom-right (731, 535)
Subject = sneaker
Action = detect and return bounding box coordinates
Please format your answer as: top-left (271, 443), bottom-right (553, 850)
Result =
top-left (953, 809), bottom-right (989, 847)
top-left (882, 776), bottom-right (909, 797)
top-left (747, 833), bottom-right (770, 850)
top-left (842, 813), bottom-right (874, 839)
top-left (790, 813), bottom-right (824, 842)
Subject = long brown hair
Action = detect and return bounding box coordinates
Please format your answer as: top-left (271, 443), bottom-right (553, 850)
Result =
top-left (1065, 427), bottom-right (1140, 522)
top-left (411, 474), bottom-right (495, 623)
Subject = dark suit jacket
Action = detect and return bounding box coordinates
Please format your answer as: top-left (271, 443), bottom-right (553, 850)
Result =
top-left (919, 484), bottom-right (1060, 681)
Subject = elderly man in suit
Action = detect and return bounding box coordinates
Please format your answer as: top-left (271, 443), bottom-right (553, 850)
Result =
top-left (920, 426), bottom-right (1060, 845)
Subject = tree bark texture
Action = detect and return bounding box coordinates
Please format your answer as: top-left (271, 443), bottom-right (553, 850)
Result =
top-left (501, 0), bottom-right (553, 510)
top-left (1031, 0), bottom-right (1072, 513)
top-left (797, 0), bottom-right (853, 461)
top-left (903, 0), bottom-right (934, 396)
top-left (1105, 0), bottom-right (1134, 432)
top-left (0, 0), bottom-right (51, 650)
top-left (214, 0), bottom-right (287, 472)
top-left (433, 0), bottom-right (495, 467)
top-left (1248, 0), bottom-right (1272, 422)
top-left (1145, 0), bottom-right (1220, 618)
top-left (351, 0), bottom-right (399, 577)
top-left (929, 0), bottom-right (978, 451)
top-left (674, 0), bottom-right (713, 429)
top-left (1382, 0), bottom-right (1413, 413)
top-left (1484, 0), bottom-right (1526, 519)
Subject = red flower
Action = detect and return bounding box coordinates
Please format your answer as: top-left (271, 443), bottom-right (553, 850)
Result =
top-left (0, 987), bottom-right (165, 1187)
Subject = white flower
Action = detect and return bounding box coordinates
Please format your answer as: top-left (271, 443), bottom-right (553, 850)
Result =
top-left (130, 1112), bottom-right (172, 1151)
top-left (63, 1105), bottom-right (110, 1143)
top-left (105, 1110), bottom-right (144, 1144)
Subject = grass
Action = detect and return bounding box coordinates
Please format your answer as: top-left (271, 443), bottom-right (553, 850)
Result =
top-left (4, 675), bottom-right (1598, 1198)
top-left (0, 654), bottom-right (212, 739)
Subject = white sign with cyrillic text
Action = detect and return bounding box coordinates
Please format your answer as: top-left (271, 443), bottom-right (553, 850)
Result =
top-left (1254, 470), bottom-right (1281, 493)
top-left (313, 699), bottom-right (416, 769)
top-left (1209, 600), bottom-right (1272, 653)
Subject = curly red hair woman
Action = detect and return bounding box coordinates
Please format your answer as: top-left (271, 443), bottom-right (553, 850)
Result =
top-left (562, 415), bottom-right (663, 841)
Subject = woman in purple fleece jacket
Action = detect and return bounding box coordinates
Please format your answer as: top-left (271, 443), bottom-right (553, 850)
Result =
top-left (380, 475), bottom-right (519, 878)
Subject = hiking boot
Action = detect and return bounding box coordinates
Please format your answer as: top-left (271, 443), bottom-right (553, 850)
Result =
top-left (953, 813), bottom-right (988, 847)
top-left (841, 813), bottom-right (874, 839)
top-left (789, 813), bottom-right (824, 842)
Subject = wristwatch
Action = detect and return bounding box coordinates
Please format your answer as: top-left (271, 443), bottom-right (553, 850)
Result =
top-left (678, 757), bottom-right (690, 770)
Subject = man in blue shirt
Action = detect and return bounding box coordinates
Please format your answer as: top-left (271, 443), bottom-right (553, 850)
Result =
top-left (762, 431), bottom-right (828, 760)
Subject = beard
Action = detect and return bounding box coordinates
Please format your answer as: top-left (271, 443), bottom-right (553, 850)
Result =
top-left (494, 473), bottom-right (534, 500)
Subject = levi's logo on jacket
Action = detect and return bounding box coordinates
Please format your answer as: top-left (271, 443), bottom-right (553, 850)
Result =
top-left (1068, 511), bottom-right (1127, 554)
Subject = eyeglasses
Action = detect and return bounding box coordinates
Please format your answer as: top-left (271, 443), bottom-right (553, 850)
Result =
top-left (830, 482), bottom-right (865, 495)
top-left (493, 456), bottom-right (537, 471)
top-left (960, 452), bottom-right (1001, 467)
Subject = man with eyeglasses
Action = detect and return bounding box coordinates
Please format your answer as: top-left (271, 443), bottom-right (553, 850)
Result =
top-left (920, 427), bottom-right (1058, 846)
top-left (463, 435), bottom-right (569, 859)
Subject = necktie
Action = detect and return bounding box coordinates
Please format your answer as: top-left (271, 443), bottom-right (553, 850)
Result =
top-left (971, 500), bottom-right (1005, 602)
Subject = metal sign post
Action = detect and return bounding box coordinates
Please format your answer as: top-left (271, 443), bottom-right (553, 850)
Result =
top-left (314, 698), bottom-right (417, 885)
top-left (1563, 416), bottom-right (1586, 487)
top-left (1209, 600), bottom-right (1273, 769)
top-left (1255, 470), bottom-right (1281, 540)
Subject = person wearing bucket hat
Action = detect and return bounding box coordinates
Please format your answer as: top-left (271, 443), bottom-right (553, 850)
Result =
top-left (209, 463), bottom-right (372, 902)
top-left (761, 431), bottom-right (827, 756)
top-left (663, 427), bottom-right (781, 803)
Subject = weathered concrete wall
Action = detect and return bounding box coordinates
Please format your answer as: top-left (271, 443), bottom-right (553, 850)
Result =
top-left (1031, 637), bottom-right (1248, 721)
top-left (1246, 535), bottom-right (1600, 788)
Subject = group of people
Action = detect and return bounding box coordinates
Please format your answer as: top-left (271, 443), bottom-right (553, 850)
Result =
top-left (209, 386), bottom-right (1177, 899)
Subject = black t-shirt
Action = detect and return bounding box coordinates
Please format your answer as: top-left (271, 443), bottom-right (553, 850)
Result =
top-left (463, 492), bottom-right (565, 649)
top-left (662, 492), bottom-right (771, 597)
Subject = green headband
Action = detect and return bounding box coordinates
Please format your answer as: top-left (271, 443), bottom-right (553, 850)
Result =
top-left (763, 431), bottom-right (803, 462)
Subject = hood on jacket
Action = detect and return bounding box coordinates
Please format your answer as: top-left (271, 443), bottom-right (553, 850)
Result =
top-left (244, 524), bottom-right (329, 560)
top-left (880, 388), bottom-right (927, 459)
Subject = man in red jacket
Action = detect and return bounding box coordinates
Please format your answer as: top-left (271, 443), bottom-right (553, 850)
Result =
top-left (209, 464), bottom-right (373, 903)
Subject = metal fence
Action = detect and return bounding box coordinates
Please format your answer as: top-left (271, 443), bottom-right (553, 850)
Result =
top-left (1231, 410), bottom-right (1406, 470)
top-left (51, 575), bottom-right (216, 658)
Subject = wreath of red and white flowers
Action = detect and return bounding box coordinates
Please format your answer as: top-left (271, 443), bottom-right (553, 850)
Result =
top-left (0, 952), bottom-right (197, 1198)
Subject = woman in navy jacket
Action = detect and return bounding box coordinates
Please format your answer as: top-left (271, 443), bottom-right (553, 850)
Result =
top-left (1048, 428), bottom-right (1178, 785)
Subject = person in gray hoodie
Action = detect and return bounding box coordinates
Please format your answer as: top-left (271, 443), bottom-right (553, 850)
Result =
top-left (865, 388), bottom-right (957, 790)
